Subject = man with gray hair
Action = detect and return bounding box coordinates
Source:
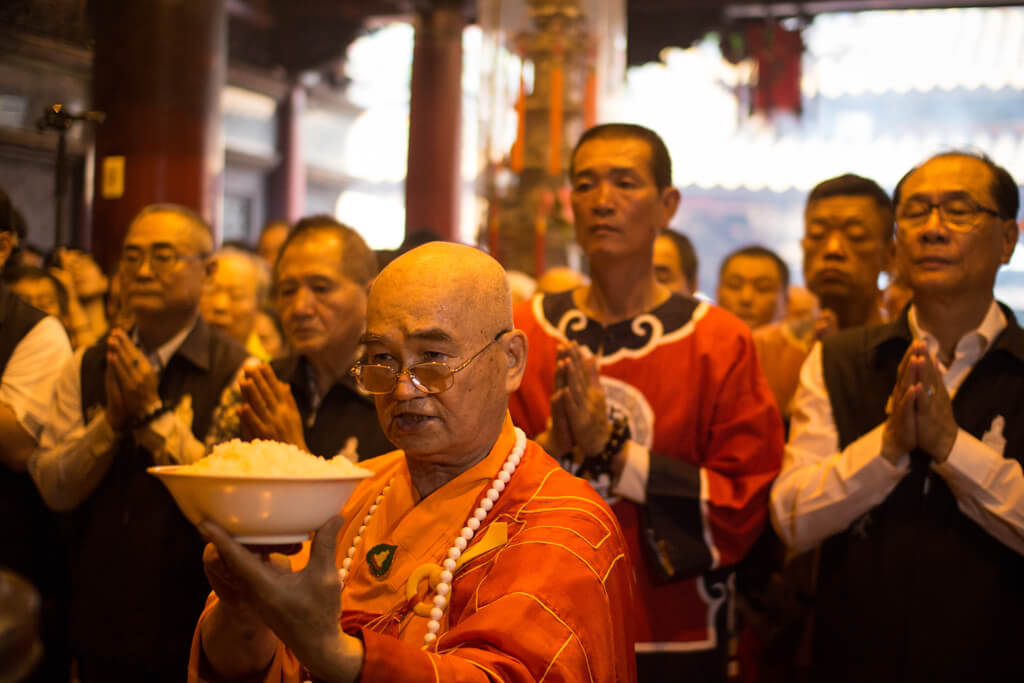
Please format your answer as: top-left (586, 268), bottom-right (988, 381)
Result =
top-left (29, 203), bottom-right (248, 682)
top-left (205, 215), bottom-right (392, 461)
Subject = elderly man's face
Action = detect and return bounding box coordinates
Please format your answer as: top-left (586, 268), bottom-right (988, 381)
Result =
top-left (570, 137), bottom-right (679, 263)
top-left (894, 155), bottom-right (1017, 298)
top-left (200, 253), bottom-right (261, 345)
top-left (362, 282), bottom-right (513, 465)
top-left (802, 196), bottom-right (889, 304)
top-left (274, 232), bottom-right (366, 358)
top-left (120, 212), bottom-right (207, 317)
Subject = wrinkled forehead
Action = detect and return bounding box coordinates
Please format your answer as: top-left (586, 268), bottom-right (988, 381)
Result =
top-left (125, 212), bottom-right (204, 251)
top-left (901, 155), bottom-right (995, 204)
top-left (367, 275), bottom-right (479, 345)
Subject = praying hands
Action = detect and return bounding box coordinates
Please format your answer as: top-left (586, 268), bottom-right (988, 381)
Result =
top-left (882, 340), bottom-right (958, 465)
top-left (239, 361), bottom-right (308, 450)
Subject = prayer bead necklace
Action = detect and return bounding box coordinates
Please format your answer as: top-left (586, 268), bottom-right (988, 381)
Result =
top-left (336, 427), bottom-right (527, 648)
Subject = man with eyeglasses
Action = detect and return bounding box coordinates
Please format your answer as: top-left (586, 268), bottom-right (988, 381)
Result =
top-left (29, 203), bottom-right (248, 682)
top-left (204, 215), bottom-right (392, 461)
top-left (510, 123), bottom-right (783, 682)
top-left (191, 242), bottom-right (636, 682)
top-left (771, 151), bottom-right (1024, 682)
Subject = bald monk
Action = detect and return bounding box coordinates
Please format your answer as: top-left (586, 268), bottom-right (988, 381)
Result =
top-left (192, 243), bottom-right (637, 682)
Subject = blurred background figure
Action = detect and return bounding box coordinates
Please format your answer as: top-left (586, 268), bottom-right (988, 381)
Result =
top-left (104, 267), bottom-right (134, 333)
top-left (252, 310), bottom-right (285, 360)
top-left (536, 265), bottom-right (589, 294)
top-left (654, 228), bottom-right (699, 296)
top-left (785, 285), bottom-right (819, 325)
top-left (4, 264), bottom-right (65, 320)
top-left (717, 245), bottom-right (788, 329)
top-left (200, 247), bottom-right (273, 361)
top-left (506, 269), bottom-right (537, 304)
top-left (0, 569), bottom-right (43, 683)
top-left (48, 249), bottom-right (110, 345)
top-left (12, 243), bottom-right (44, 269)
top-left (256, 219), bottom-right (290, 269)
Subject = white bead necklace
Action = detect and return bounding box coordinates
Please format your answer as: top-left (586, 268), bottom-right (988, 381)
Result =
top-left (336, 427), bottom-right (527, 648)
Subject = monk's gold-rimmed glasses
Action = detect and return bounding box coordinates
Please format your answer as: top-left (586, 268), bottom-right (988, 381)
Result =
top-left (350, 329), bottom-right (510, 395)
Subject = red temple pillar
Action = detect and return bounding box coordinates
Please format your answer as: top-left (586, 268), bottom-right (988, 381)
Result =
top-left (269, 83), bottom-right (306, 223)
top-left (405, 2), bottom-right (463, 242)
top-left (89, 0), bottom-right (226, 270)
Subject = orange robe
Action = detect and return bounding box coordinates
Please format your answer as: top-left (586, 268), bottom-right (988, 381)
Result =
top-left (188, 416), bottom-right (637, 682)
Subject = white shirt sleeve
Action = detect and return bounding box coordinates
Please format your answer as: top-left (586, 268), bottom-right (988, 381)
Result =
top-left (770, 342), bottom-right (911, 554)
top-left (612, 440), bottom-right (650, 504)
top-left (0, 316), bottom-right (72, 441)
top-left (29, 348), bottom-right (119, 511)
top-left (932, 428), bottom-right (1024, 555)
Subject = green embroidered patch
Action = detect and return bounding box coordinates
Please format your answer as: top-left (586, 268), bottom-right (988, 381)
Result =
top-left (366, 543), bottom-right (397, 577)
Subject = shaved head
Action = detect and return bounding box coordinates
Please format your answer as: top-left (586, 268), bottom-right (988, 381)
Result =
top-left (372, 242), bottom-right (513, 343)
top-left (363, 242), bottom-right (527, 480)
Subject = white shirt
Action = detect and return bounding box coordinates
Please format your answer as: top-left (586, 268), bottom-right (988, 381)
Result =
top-left (0, 315), bottom-right (72, 440)
top-left (29, 320), bottom-right (236, 511)
top-left (771, 300), bottom-right (1024, 555)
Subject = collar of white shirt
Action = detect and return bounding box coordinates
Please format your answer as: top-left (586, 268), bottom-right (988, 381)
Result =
top-left (908, 300), bottom-right (1006, 393)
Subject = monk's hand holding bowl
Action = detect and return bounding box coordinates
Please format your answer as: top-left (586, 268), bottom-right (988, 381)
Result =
top-left (200, 516), bottom-right (364, 682)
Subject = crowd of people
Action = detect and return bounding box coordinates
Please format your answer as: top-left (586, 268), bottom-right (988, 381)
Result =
top-left (0, 122), bottom-right (1021, 683)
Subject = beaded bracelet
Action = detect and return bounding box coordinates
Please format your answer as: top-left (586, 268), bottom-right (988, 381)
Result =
top-left (577, 416), bottom-right (631, 480)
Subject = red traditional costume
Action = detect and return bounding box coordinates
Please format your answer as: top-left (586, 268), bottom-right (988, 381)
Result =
top-left (510, 292), bottom-right (783, 654)
top-left (188, 416), bottom-right (636, 682)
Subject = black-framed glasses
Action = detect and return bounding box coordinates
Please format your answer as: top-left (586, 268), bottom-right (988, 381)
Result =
top-left (120, 244), bottom-right (206, 278)
top-left (350, 329), bottom-right (511, 395)
top-left (896, 193), bottom-right (1002, 233)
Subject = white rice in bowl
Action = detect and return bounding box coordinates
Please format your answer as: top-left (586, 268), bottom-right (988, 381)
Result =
top-left (189, 439), bottom-right (372, 477)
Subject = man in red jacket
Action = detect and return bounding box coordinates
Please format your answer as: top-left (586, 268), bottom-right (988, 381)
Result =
top-left (510, 123), bottom-right (784, 682)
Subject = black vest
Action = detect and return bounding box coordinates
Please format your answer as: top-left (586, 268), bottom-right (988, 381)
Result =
top-left (814, 305), bottom-right (1024, 683)
top-left (67, 319), bottom-right (245, 677)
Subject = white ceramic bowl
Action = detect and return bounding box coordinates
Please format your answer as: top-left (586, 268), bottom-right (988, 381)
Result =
top-left (148, 466), bottom-right (373, 544)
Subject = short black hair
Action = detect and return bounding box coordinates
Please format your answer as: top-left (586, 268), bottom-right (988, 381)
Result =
top-left (276, 214), bottom-right (377, 287)
top-left (893, 150), bottom-right (1020, 220)
top-left (2, 263), bottom-right (69, 315)
top-left (807, 173), bottom-right (894, 241)
top-left (718, 245), bottom-right (790, 291)
top-left (659, 229), bottom-right (699, 290)
top-left (570, 123), bottom-right (673, 191)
